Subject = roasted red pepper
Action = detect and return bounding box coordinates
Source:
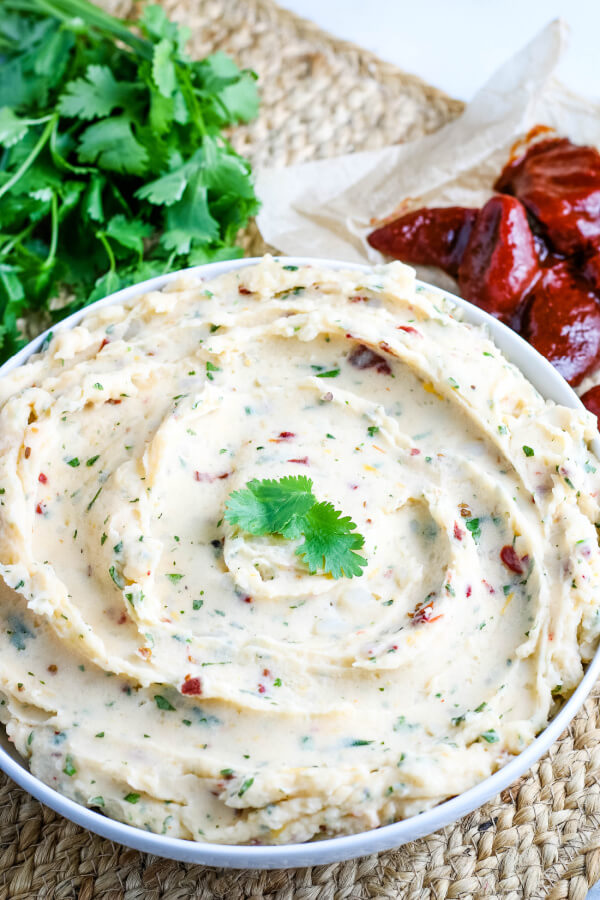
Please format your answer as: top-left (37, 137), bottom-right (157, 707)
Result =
top-left (367, 207), bottom-right (478, 277)
top-left (495, 138), bottom-right (600, 256)
top-left (457, 195), bottom-right (540, 325)
top-left (523, 260), bottom-right (600, 386)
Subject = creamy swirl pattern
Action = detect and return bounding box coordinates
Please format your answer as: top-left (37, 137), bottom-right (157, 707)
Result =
top-left (0, 257), bottom-right (599, 844)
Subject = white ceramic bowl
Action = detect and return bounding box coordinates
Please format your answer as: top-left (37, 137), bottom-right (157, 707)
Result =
top-left (1, 256), bottom-right (599, 869)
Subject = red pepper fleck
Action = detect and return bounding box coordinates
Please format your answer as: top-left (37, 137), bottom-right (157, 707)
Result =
top-left (181, 677), bottom-right (203, 695)
top-left (24, 446), bottom-right (31, 459)
top-left (263, 668), bottom-right (271, 677)
top-left (138, 647), bottom-right (151, 660)
top-left (238, 286), bottom-right (252, 295)
top-left (412, 602), bottom-right (443, 625)
top-left (410, 448), bottom-right (421, 456)
top-left (99, 338), bottom-right (110, 351)
top-left (288, 457), bottom-right (309, 465)
top-left (38, 472), bottom-right (47, 484)
top-left (349, 295), bottom-right (369, 303)
top-left (35, 502), bottom-right (45, 515)
top-left (258, 684), bottom-right (266, 694)
top-left (117, 612), bottom-right (128, 625)
top-left (454, 522), bottom-right (464, 540)
top-left (106, 398), bottom-right (122, 405)
top-left (397, 325), bottom-right (422, 336)
top-left (378, 340), bottom-right (396, 356)
top-left (466, 585), bottom-right (472, 598)
top-left (500, 545), bottom-right (528, 575)
top-left (482, 579), bottom-right (496, 594)
top-left (242, 595), bottom-right (253, 604)
top-left (270, 431), bottom-right (296, 443)
top-left (195, 471), bottom-right (231, 482)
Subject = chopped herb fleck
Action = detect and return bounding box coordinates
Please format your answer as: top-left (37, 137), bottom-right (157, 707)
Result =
top-left (238, 776), bottom-right (254, 796)
top-left (154, 695), bottom-right (175, 711)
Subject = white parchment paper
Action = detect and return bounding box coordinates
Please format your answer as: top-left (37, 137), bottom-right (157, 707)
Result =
top-left (255, 20), bottom-right (600, 293)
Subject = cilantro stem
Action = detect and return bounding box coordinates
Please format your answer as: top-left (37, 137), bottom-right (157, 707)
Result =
top-left (42, 193), bottom-right (59, 270)
top-left (25, 0), bottom-right (153, 59)
top-left (0, 222), bottom-right (36, 259)
top-left (96, 232), bottom-right (116, 274)
top-left (0, 116), bottom-right (57, 202)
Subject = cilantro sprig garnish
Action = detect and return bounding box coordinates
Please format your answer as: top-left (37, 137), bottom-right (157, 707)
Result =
top-left (225, 476), bottom-right (367, 579)
top-left (0, 0), bottom-right (259, 361)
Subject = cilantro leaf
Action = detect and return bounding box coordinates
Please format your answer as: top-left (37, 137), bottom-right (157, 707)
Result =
top-left (160, 171), bottom-right (220, 253)
top-left (0, 108), bottom-right (30, 147)
top-left (152, 38), bottom-right (177, 98)
top-left (225, 477), bottom-right (367, 579)
top-left (296, 501), bottom-right (367, 579)
top-left (104, 215), bottom-right (153, 257)
top-left (58, 66), bottom-right (139, 121)
top-left (225, 475), bottom-right (316, 538)
top-left (135, 155), bottom-right (198, 206)
top-left (0, 0), bottom-right (259, 360)
top-left (77, 116), bottom-right (149, 175)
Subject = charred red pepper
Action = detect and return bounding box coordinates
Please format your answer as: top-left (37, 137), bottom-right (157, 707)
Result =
top-left (367, 206), bottom-right (478, 277)
top-left (457, 195), bottom-right (540, 325)
top-left (495, 138), bottom-right (600, 256)
top-left (523, 260), bottom-right (600, 386)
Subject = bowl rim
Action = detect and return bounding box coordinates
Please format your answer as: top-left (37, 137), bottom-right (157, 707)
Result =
top-left (1, 254), bottom-right (599, 870)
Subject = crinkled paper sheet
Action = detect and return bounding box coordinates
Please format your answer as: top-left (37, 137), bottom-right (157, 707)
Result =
top-left (255, 20), bottom-right (600, 296)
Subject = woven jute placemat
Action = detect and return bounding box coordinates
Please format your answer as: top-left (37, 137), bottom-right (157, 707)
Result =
top-left (3, 1), bottom-right (600, 897)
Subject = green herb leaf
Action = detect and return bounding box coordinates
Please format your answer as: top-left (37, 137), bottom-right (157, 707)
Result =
top-left (225, 475), bottom-right (316, 538)
top-left (296, 501), bottom-right (367, 579)
top-left (58, 65), bottom-right (139, 121)
top-left (154, 694), bottom-right (175, 711)
top-left (225, 476), bottom-right (367, 579)
top-left (238, 776), bottom-right (254, 796)
top-left (77, 116), bottom-right (149, 176)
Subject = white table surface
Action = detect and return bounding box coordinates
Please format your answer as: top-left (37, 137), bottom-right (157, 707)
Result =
top-left (277, 1), bottom-right (599, 894)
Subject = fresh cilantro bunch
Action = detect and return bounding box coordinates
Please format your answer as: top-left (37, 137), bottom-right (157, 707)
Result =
top-left (0, 0), bottom-right (259, 360)
top-left (225, 476), bottom-right (368, 579)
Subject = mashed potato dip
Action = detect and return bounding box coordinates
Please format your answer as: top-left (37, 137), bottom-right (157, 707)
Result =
top-left (1, 257), bottom-right (599, 845)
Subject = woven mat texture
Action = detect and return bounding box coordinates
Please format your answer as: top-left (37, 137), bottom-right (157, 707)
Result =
top-left (3, 1), bottom-right (600, 897)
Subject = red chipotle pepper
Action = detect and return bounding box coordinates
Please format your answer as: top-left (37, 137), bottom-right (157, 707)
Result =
top-left (367, 207), bottom-right (478, 277)
top-left (500, 545), bottom-right (528, 575)
top-left (580, 385), bottom-right (600, 422)
top-left (495, 138), bottom-right (600, 256)
top-left (523, 260), bottom-right (600, 386)
top-left (457, 195), bottom-right (540, 325)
